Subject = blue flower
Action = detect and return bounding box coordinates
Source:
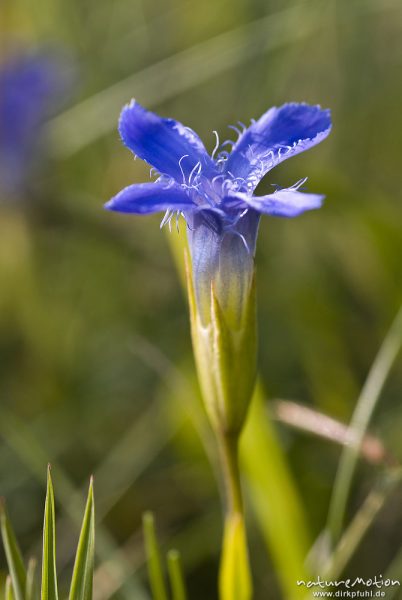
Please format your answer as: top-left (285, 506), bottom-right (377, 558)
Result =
top-left (0, 51), bottom-right (67, 196)
top-left (106, 101), bottom-right (331, 323)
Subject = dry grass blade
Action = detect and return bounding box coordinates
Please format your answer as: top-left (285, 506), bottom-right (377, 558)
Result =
top-left (274, 399), bottom-right (397, 467)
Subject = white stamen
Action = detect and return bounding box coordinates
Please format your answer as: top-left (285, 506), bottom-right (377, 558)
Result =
top-left (189, 161), bottom-right (202, 186)
top-left (160, 209), bottom-right (171, 229)
top-left (178, 154), bottom-right (189, 184)
top-left (211, 130), bottom-right (220, 159)
top-left (212, 174), bottom-right (225, 185)
top-left (237, 233), bottom-right (250, 253)
top-left (291, 177), bottom-right (308, 190)
top-left (228, 124), bottom-right (242, 138)
top-left (220, 139), bottom-right (235, 149)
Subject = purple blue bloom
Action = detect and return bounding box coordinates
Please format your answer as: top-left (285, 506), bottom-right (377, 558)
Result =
top-left (106, 101), bottom-right (331, 322)
top-left (0, 51), bottom-right (66, 195)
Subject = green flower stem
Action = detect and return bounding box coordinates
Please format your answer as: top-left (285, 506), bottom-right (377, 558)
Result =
top-left (217, 431), bottom-right (243, 516)
top-left (216, 430), bottom-right (252, 600)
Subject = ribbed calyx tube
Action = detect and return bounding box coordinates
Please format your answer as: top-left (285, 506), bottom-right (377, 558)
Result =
top-left (186, 209), bottom-right (259, 435)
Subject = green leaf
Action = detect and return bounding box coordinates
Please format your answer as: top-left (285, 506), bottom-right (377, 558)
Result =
top-left (142, 513), bottom-right (168, 600)
top-left (167, 550), bottom-right (187, 600)
top-left (68, 478), bottom-right (95, 600)
top-left (41, 467), bottom-right (58, 600)
top-left (0, 500), bottom-right (27, 600)
top-left (5, 576), bottom-right (14, 600)
top-left (26, 559), bottom-right (38, 600)
top-left (241, 384), bottom-right (311, 599)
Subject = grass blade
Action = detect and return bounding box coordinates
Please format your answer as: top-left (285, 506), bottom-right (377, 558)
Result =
top-left (5, 576), bottom-right (14, 600)
top-left (69, 478), bottom-right (95, 600)
top-left (0, 409), bottom-right (149, 600)
top-left (26, 559), bottom-right (38, 600)
top-left (142, 513), bottom-right (168, 600)
top-left (273, 399), bottom-right (395, 467)
top-left (41, 467), bottom-right (58, 600)
top-left (380, 533), bottom-right (402, 600)
top-left (327, 305), bottom-right (402, 543)
top-left (0, 500), bottom-right (26, 600)
top-left (167, 550), bottom-right (187, 600)
top-left (324, 468), bottom-right (402, 579)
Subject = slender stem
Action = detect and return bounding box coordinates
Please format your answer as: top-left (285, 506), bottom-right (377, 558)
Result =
top-left (217, 430), bottom-right (252, 600)
top-left (217, 431), bottom-right (243, 517)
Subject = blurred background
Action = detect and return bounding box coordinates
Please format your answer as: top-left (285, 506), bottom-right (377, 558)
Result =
top-left (1, 0), bottom-right (402, 598)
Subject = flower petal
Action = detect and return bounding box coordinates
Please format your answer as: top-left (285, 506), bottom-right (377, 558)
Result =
top-left (105, 181), bottom-right (194, 214)
top-left (119, 100), bottom-right (216, 182)
top-left (233, 188), bottom-right (324, 218)
top-left (225, 103), bottom-right (331, 189)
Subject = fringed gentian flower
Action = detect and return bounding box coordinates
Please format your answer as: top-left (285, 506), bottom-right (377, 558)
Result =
top-left (0, 51), bottom-right (66, 196)
top-left (107, 100), bottom-right (331, 599)
top-left (106, 101), bottom-right (331, 434)
top-left (107, 102), bottom-right (330, 315)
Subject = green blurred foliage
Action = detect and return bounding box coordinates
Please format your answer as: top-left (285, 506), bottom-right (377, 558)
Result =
top-left (1, 0), bottom-right (402, 598)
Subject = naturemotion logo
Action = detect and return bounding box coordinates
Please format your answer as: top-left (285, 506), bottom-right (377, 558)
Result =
top-left (296, 575), bottom-right (400, 597)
